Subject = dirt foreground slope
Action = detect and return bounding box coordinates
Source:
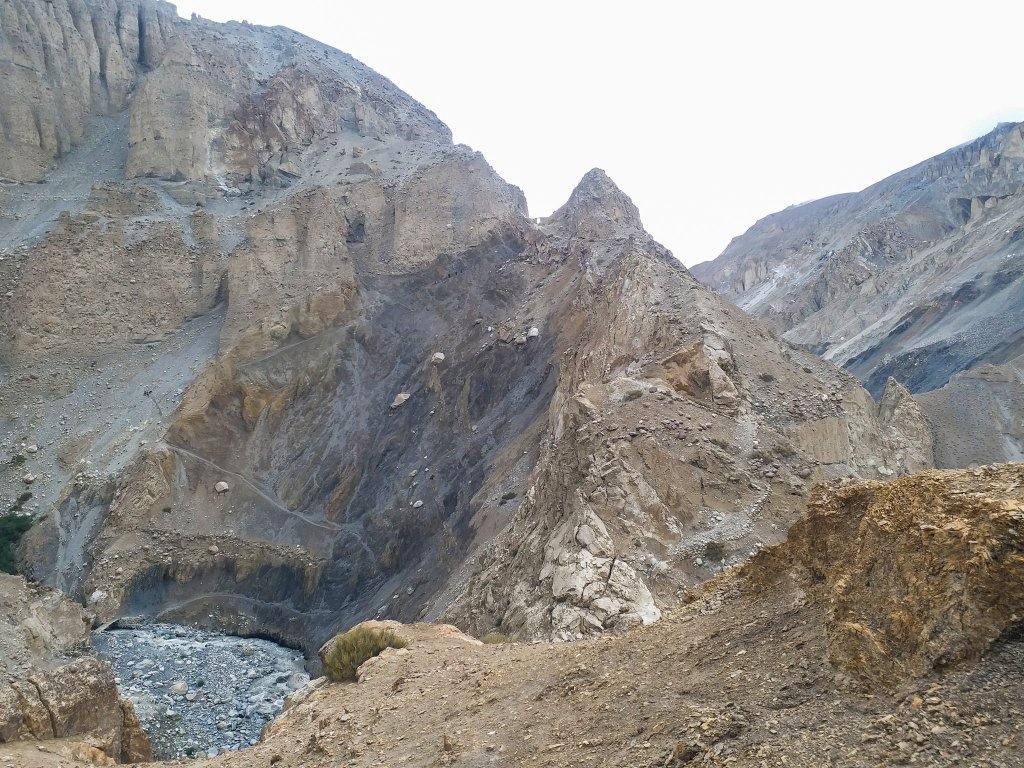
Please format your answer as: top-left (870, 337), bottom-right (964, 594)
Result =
top-left (11, 464), bottom-right (1021, 768)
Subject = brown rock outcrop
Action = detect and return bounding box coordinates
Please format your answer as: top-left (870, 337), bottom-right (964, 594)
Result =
top-left (769, 463), bottom-right (1024, 685)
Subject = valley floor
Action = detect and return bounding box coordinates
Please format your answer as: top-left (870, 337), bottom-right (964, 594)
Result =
top-left (10, 570), bottom-right (1020, 768)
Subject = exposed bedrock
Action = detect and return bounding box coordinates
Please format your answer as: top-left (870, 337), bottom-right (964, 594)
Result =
top-left (4, 2), bottom-right (933, 656)
top-left (692, 122), bottom-right (1024, 466)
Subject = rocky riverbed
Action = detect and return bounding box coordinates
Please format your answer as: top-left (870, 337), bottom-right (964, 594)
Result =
top-left (92, 624), bottom-right (309, 760)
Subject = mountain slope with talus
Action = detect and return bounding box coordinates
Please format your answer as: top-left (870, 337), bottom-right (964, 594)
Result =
top-left (691, 121), bottom-right (1024, 467)
top-left (0, 0), bottom-right (935, 664)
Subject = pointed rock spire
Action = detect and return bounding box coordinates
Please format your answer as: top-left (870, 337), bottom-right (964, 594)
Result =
top-left (550, 168), bottom-right (644, 240)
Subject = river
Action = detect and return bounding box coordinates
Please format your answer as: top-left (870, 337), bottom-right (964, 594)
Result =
top-left (93, 623), bottom-right (310, 760)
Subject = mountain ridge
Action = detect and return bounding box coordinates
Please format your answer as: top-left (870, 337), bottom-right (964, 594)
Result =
top-left (692, 120), bottom-right (1024, 467)
top-left (0, 2), bottom-right (1021, 765)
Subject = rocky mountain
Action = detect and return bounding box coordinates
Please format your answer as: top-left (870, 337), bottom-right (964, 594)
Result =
top-left (691, 123), bottom-right (1024, 465)
top-left (2, 1), bottom-right (1023, 766)
top-left (0, 0), bottom-right (934, 669)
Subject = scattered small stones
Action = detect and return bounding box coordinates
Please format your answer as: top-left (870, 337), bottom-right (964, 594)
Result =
top-left (93, 624), bottom-right (308, 761)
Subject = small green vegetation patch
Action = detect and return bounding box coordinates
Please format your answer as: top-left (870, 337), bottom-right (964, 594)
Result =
top-left (322, 626), bottom-right (408, 682)
top-left (704, 540), bottom-right (727, 562)
top-left (479, 632), bottom-right (511, 644)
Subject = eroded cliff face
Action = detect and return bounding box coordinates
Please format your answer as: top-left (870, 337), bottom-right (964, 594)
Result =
top-left (0, 0), bottom-right (447, 184)
top-left (0, 575), bottom-right (150, 762)
top-left (691, 122), bottom-right (1024, 441)
top-left (440, 175), bottom-right (933, 640)
top-left (3, 0), bottom-right (932, 656)
top-left (751, 463), bottom-right (1024, 687)
top-left (0, 0), bottom-right (176, 182)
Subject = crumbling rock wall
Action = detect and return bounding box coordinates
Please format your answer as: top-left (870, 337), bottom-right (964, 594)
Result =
top-left (0, 0), bottom-right (175, 181)
top-left (757, 464), bottom-right (1024, 686)
top-left (0, 575), bottom-right (150, 762)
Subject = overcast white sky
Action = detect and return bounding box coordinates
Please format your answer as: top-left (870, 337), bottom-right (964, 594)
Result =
top-left (171, 1), bottom-right (1024, 266)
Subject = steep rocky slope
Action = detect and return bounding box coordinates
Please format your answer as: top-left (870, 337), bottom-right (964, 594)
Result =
top-left (691, 123), bottom-right (1024, 418)
top-left (0, 0), bottom-right (936, 657)
top-left (11, 464), bottom-right (1023, 768)
top-left (914, 355), bottom-right (1024, 468)
top-left (0, 574), bottom-right (150, 763)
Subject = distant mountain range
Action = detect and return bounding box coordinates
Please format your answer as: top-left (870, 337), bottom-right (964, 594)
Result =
top-left (692, 122), bottom-right (1024, 466)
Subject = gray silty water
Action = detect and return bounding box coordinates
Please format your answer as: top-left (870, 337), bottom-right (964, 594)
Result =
top-left (92, 624), bottom-right (310, 760)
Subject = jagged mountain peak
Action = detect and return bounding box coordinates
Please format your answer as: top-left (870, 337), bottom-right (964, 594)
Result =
top-left (548, 167), bottom-right (644, 241)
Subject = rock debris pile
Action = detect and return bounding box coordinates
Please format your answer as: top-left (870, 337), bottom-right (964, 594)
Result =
top-left (92, 624), bottom-right (308, 760)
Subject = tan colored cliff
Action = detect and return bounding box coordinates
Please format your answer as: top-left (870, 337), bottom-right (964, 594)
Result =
top-left (0, 575), bottom-right (150, 763)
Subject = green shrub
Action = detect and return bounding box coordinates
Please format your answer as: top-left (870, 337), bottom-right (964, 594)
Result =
top-left (322, 626), bottom-right (408, 682)
top-left (8, 454), bottom-right (25, 467)
top-left (0, 514), bottom-right (34, 574)
top-left (479, 632), bottom-right (511, 644)
top-left (704, 540), bottom-right (727, 562)
top-left (623, 389), bottom-right (643, 402)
